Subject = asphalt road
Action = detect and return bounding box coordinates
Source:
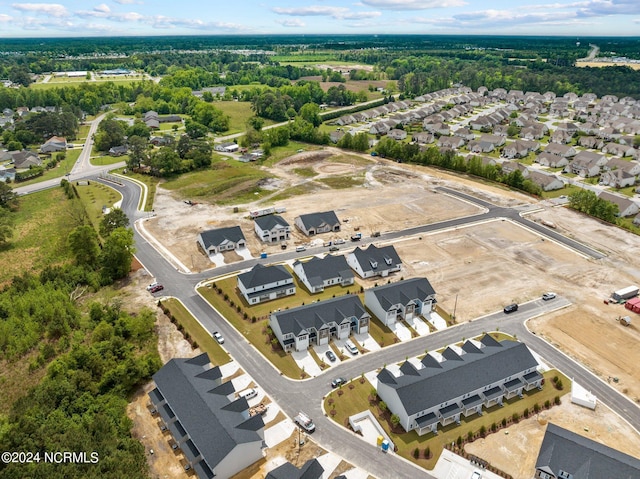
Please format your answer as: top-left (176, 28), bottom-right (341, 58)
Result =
top-left (95, 174), bottom-right (638, 478)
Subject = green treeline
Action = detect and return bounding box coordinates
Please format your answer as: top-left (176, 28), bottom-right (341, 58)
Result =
top-left (0, 182), bottom-right (153, 479)
top-left (372, 137), bottom-right (543, 197)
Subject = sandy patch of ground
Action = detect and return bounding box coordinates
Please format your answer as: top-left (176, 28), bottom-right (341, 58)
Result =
top-left (576, 60), bottom-right (640, 70)
top-left (464, 397), bottom-right (640, 479)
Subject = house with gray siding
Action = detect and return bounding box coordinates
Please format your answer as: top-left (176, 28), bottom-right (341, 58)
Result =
top-left (149, 353), bottom-right (265, 479)
top-left (269, 295), bottom-right (370, 352)
top-left (376, 335), bottom-right (542, 435)
top-left (198, 226), bottom-right (246, 255)
top-left (364, 278), bottom-right (436, 327)
top-left (237, 264), bottom-right (295, 305)
top-left (347, 244), bottom-right (402, 279)
top-left (293, 254), bottom-right (354, 293)
top-left (295, 211), bottom-right (341, 236)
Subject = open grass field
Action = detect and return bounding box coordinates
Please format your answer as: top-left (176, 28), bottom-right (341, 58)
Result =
top-left (213, 101), bottom-right (276, 135)
top-left (161, 298), bottom-right (230, 366)
top-left (14, 148), bottom-right (81, 187)
top-left (325, 369), bottom-right (570, 470)
top-left (75, 182), bottom-right (122, 231)
top-left (91, 154), bottom-right (127, 166)
top-left (0, 188), bottom-right (74, 285)
top-left (161, 157), bottom-right (273, 205)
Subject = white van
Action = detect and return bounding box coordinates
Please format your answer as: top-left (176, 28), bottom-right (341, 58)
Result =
top-left (295, 245), bottom-right (306, 252)
top-left (344, 340), bottom-right (359, 355)
top-left (238, 388), bottom-right (258, 400)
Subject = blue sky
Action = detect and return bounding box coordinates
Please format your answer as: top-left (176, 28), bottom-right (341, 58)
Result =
top-left (0, 0), bottom-right (638, 38)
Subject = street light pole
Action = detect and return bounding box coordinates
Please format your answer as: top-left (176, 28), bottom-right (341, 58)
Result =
top-left (453, 294), bottom-right (458, 322)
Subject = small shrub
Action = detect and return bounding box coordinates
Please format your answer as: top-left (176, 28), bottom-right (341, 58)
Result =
top-left (424, 446), bottom-right (431, 459)
top-left (467, 430), bottom-right (473, 441)
top-left (413, 448), bottom-right (419, 459)
top-left (544, 400), bottom-right (551, 409)
top-left (523, 407), bottom-right (529, 418)
top-left (491, 422), bottom-right (497, 432)
top-left (456, 435), bottom-right (462, 447)
top-left (512, 412), bottom-right (519, 423)
top-left (554, 395), bottom-right (561, 405)
top-left (479, 425), bottom-right (487, 437)
top-left (556, 379), bottom-right (564, 390)
top-left (534, 403), bottom-right (540, 414)
top-left (501, 417), bottom-right (507, 427)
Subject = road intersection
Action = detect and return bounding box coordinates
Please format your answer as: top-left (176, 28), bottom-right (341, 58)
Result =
top-left (13, 126), bottom-right (638, 478)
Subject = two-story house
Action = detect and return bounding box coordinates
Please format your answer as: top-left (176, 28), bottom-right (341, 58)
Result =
top-left (253, 215), bottom-right (290, 243)
top-left (347, 244), bottom-right (402, 279)
top-left (364, 278), bottom-right (436, 327)
top-left (293, 254), bottom-right (354, 293)
top-left (269, 295), bottom-right (370, 352)
top-left (237, 264), bottom-right (295, 305)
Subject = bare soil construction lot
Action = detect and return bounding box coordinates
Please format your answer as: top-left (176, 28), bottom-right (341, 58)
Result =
top-left (141, 151), bottom-right (640, 436)
top-left (465, 398), bottom-right (640, 479)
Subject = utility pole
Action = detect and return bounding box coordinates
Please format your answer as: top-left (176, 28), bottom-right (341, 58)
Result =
top-left (453, 294), bottom-right (458, 322)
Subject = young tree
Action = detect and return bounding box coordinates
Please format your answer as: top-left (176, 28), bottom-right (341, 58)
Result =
top-left (0, 182), bottom-right (19, 210)
top-left (299, 102), bottom-right (322, 127)
top-left (100, 208), bottom-right (130, 238)
top-left (68, 225), bottom-right (100, 267)
top-left (100, 228), bottom-right (135, 282)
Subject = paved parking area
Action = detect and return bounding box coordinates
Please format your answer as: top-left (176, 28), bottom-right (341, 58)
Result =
top-left (292, 349), bottom-right (323, 377)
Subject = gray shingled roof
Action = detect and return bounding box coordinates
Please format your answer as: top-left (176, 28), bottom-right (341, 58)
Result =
top-left (351, 244), bottom-right (402, 274)
top-left (272, 295), bottom-right (366, 336)
top-left (377, 336), bottom-right (538, 416)
top-left (254, 214), bottom-right (289, 231)
top-left (266, 458), bottom-right (324, 479)
top-left (199, 226), bottom-right (245, 249)
top-left (369, 277), bottom-right (435, 310)
top-left (294, 254), bottom-right (354, 287)
top-left (296, 210), bottom-right (340, 230)
top-left (150, 353), bottom-right (264, 473)
top-left (238, 264), bottom-right (292, 290)
top-left (536, 423), bottom-right (640, 479)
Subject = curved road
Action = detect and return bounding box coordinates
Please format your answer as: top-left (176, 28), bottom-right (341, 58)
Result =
top-left (93, 173), bottom-right (638, 479)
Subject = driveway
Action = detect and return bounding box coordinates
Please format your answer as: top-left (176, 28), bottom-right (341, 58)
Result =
top-left (431, 449), bottom-right (503, 479)
top-left (264, 418), bottom-right (296, 448)
top-left (406, 315), bottom-right (431, 336)
top-left (390, 321), bottom-right (412, 341)
top-left (291, 350), bottom-right (323, 377)
top-left (353, 332), bottom-right (381, 352)
top-left (314, 343), bottom-right (342, 368)
top-left (425, 311), bottom-right (448, 330)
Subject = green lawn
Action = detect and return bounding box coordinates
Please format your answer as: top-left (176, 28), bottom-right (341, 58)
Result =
top-left (318, 174), bottom-right (365, 189)
top-left (268, 184), bottom-right (321, 202)
top-left (161, 298), bottom-right (230, 366)
top-left (91, 154), bottom-right (127, 166)
top-left (161, 158), bottom-right (272, 205)
top-left (292, 167), bottom-right (318, 178)
top-left (262, 142), bottom-right (322, 166)
top-left (0, 188), bottom-right (75, 284)
top-left (540, 184), bottom-right (581, 199)
top-left (213, 101), bottom-right (276, 136)
top-left (14, 149), bottom-right (81, 187)
top-left (325, 369), bottom-right (571, 470)
top-left (614, 185), bottom-right (637, 197)
top-left (75, 182), bottom-right (122, 231)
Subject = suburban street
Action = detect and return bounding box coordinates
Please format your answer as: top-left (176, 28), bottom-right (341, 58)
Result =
top-left (12, 107), bottom-right (638, 478)
top-left (93, 171), bottom-right (639, 479)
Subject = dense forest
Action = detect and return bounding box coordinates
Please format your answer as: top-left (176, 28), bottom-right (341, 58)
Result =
top-left (0, 182), bottom-right (157, 479)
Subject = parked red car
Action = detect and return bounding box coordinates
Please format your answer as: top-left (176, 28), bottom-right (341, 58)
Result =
top-left (150, 284), bottom-right (164, 293)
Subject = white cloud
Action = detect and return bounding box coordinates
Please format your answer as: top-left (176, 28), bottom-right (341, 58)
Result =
top-left (272, 5), bottom-right (380, 19)
top-left (577, 0), bottom-right (640, 16)
top-left (0, 14), bottom-right (13, 22)
top-left (94, 4), bottom-right (111, 14)
top-left (11, 3), bottom-right (69, 17)
top-left (276, 18), bottom-right (306, 27)
top-left (359, 0), bottom-right (466, 9)
top-left (114, 0), bottom-right (141, 4)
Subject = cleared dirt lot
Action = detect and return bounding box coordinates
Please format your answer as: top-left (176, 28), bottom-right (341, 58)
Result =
top-left (141, 151), bottom-right (640, 429)
top-left (464, 397), bottom-right (640, 479)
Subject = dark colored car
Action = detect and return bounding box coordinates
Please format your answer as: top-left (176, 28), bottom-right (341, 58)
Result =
top-left (503, 303), bottom-right (518, 314)
top-left (329, 246), bottom-right (339, 252)
top-left (331, 377), bottom-right (346, 388)
top-left (150, 284), bottom-right (164, 293)
top-left (325, 350), bottom-right (336, 362)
